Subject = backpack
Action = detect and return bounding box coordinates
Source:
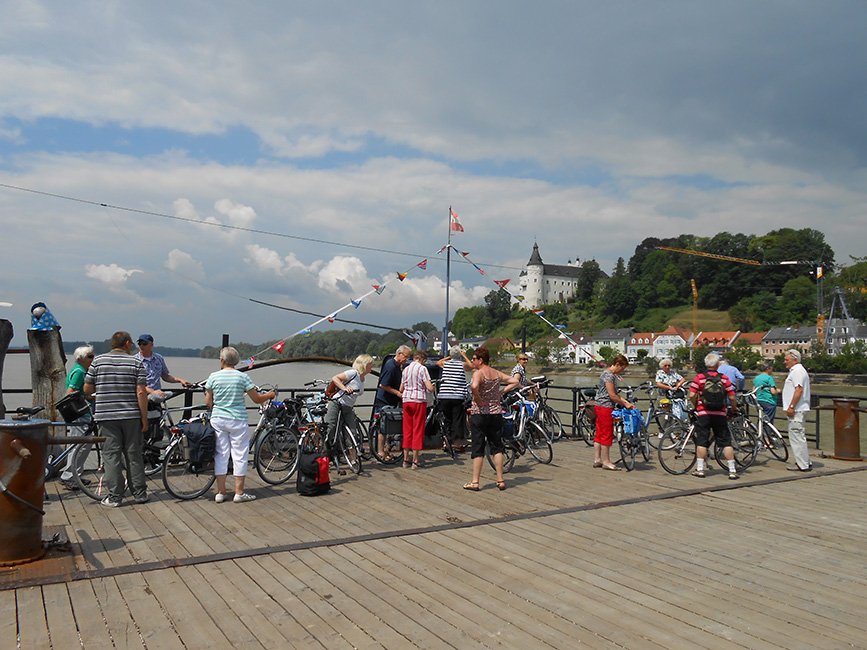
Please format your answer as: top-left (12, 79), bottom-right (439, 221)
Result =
top-left (296, 449), bottom-right (331, 496)
top-left (701, 373), bottom-right (727, 410)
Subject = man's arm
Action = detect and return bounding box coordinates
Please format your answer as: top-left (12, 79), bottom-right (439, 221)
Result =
top-left (786, 385), bottom-right (804, 417)
top-left (136, 384), bottom-right (149, 432)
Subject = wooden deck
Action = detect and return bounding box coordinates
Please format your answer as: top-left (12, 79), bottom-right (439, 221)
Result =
top-left (3, 439), bottom-right (866, 649)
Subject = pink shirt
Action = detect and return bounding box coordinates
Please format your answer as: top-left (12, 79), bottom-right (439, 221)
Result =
top-left (401, 361), bottom-right (431, 404)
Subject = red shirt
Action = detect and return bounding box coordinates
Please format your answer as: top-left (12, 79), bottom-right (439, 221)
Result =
top-left (688, 371), bottom-right (735, 416)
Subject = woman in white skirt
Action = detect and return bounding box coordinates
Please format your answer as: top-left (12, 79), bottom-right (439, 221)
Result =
top-left (204, 347), bottom-right (276, 503)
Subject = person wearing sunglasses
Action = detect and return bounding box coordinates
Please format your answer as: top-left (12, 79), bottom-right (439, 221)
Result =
top-left (59, 345), bottom-right (95, 489)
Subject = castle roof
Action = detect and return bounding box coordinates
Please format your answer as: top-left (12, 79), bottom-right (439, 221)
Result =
top-left (527, 242), bottom-right (543, 266)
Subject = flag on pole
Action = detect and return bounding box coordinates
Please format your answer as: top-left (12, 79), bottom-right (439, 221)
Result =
top-left (396, 272), bottom-right (407, 282)
top-left (494, 279), bottom-right (510, 289)
top-left (449, 207), bottom-right (464, 232)
top-left (271, 340), bottom-right (285, 353)
top-left (417, 259), bottom-right (427, 270)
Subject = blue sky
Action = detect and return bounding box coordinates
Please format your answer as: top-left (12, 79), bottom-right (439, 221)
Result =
top-left (1, 1), bottom-right (865, 347)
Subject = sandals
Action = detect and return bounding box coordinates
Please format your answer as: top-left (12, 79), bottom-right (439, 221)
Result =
top-left (496, 481), bottom-right (507, 491)
top-left (601, 464), bottom-right (621, 471)
top-left (593, 461), bottom-right (603, 468)
top-left (462, 481), bottom-right (480, 491)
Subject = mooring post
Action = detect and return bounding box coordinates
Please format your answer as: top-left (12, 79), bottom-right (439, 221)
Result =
top-left (0, 319), bottom-right (12, 419)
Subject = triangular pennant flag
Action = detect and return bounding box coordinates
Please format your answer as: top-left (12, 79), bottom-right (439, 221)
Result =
top-left (515, 295), bottom-right (525, 302)
top-left (246, 356), bottom-right (256, 367)
top-left (417, 259), bottom-right (427, 270)
top-left (396, 272), bottom-right (407, 282)
top-left (555, 324), bottom-right (567, 330)
top-left (327, 314), bottom-right (336, 324)
top-left (449, 207), bottom-right (464, 232)
top-left (460, 251), bottom-right (470, 258)
top-left (493, 279), bottom-right (511, 289)
top-left (533, 309), bottom-right (545, 316)
top-left (373, 284), bottom-right (386, 295)
top-left (436, 244), bottom-right (448, 254)
top-left (271, 340), bottom-right (285, 353)
top-left (301, 328), bottom-right (312, 336)
top-left (351, 298), bottom-right (362, 309)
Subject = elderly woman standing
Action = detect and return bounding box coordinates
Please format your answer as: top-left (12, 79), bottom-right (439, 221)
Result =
top-left (436, 345), bottom-right (472, 452)
top-left (594, 354), bottom-right (634, 471)
top-left (205, 346), bottom-right (276, 503)
top-left (325, 353), bottom-right (375, 445)
top-left (464, 347), bottom-right (519, 491)
top-left (59, 345), bottom-right (95, 489)
top-left (401, 350), bottom-right (435, 469)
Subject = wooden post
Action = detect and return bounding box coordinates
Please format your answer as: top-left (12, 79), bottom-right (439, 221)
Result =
top-left (0, 319), bottom-right (12, 419)
top-left (26, 328), bottom-right (66, 424)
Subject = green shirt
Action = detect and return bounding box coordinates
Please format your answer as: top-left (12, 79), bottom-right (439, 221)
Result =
top-left (66, 362), bottom-right (87, 393)
top-left (205, 368), bottom-right (255, 421)
top-left (753, 373), bottom-right (777, 405)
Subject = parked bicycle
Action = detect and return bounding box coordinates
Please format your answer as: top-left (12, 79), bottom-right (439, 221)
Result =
top-left (613, 407), bottom-right (650, 471)
top-left (735, 389), bottom-right (788, 462)
top-left (657, 407), bottom-right (758, 475)
top-left (485, 388), bottom-right (552, 473)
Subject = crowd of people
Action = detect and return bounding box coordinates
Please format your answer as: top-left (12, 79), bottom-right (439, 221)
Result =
top-left (71, 332), bottom-right (814, 507)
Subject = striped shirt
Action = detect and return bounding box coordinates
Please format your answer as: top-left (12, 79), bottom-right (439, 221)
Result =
top-left (85, 351), bottom-right (147, 421)
top-left (401, 361), bottom-right (431, 404)
top-left (205, 368), bottom-right (255, 421)
top-left (437, 359), bottom-right (468, 400)
top-left (688, 371), bottom-right (735, 416)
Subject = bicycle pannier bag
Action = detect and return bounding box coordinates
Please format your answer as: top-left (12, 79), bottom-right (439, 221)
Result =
top-left (183, 419), bottom-right (216, 472)
top-left (701, 373), bottom-right (727, 410)
top-left (379, 405), bottom-right (403, 437)
top-left (296, 449), bottom-right (331, 496)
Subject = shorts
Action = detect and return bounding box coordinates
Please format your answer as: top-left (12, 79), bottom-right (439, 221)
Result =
top-left (694, 414), bottom-right (731, 449)
top-left (469, 414), bottom-right (505, 458)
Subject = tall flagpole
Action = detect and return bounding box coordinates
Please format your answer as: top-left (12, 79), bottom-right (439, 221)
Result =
top-left (442, 206), bottom-right (452, 356)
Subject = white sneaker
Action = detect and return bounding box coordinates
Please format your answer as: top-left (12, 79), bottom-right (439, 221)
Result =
top-left (100, 496), bottom-right (121, 508)
top-left (214, 493), bottom-right (226, 503)
top-left (233, 492), bottom-right (256, 503)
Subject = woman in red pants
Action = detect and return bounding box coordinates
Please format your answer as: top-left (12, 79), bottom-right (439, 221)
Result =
top-left (593, 354), bottom-right (634, 471)
top-left (400, 350), bottom-right (434, 468)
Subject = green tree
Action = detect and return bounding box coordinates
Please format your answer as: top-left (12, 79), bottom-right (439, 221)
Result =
top-left (451, 306), bottom-right (491, 338)
top-left (600, 258), bottom-right (636, 322)
top-left (673, 345), bottom-right (692, 370)
top-left (726, 340), bottom-right (762, 373)
top-left (596, 345), bottom-right (616, 364)
top-left (780, 276), bottom-right (817, 324)
top-left (730, 292), bottom-right (782, 331)
top-left (484, 289), bottom-right (512, 325)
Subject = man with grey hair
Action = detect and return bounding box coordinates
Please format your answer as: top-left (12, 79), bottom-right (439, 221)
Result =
top-left (688, 352), bottom-right (740, 479)
top-left (783, 349), bottom-right (812, 471)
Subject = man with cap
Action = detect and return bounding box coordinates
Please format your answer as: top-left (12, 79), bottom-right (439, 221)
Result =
top-left (134, 334), bottom-right (190, 398)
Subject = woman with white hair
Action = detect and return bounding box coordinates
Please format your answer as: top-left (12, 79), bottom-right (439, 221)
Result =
top-left (436, 345), bottom-right (473, 452)
top-left (325, 353), bottom-right (375, 453)
top-left (205, 346), bottom-right (276, 503)
top-left (59, 345), bottom-right (95, 488)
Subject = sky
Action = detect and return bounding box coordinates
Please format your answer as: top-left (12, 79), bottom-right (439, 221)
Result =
top-left (1, 1), bottom-right (866, 348)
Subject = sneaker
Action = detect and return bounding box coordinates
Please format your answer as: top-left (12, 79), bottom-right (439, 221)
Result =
top-left (100, 496), bottom-right (121, 508)
top-left (233, 492), bottom-right (256, 503)
top-left (134, 493), bottom-right (150, 504)
top-left (60, 479), bottom-right (80, 491)
top-left (214, 493), bottom-right (226, 503)
top-left (691, 469), bottom-right (705, 478)
top-left (728, 471), bottom-right (739, 480)
top-left (786, 464), bottom-right (813, 472)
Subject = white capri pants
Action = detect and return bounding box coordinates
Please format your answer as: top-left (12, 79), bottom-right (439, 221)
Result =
top-left (211, 416), bottom-right (251, 477)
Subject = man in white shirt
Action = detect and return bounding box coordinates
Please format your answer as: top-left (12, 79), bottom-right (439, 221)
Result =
top-left (783, 349), bottom-right (812, 471)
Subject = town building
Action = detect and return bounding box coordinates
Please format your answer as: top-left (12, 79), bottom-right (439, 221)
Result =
top-left (652, 325), bottom-right (693, 360)
top-left (762, 326), bottom-right (816, 358)
top-left (691, 331), bottom-right (741, 353)
top-left (626, 332), bottom-right (659, 362)
top-left (592, 328), bottom-right (634, 357)
top-left (518, 243), bottom-right (584, 309)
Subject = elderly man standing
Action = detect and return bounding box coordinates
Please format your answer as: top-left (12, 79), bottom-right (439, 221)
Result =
top-left (134, 333), bottom-right (189, 398)
top-left (783, 349), bottom-right (813, 471)
top-left (84, 331), bottom-right (149, 507)
top-left (688, 352), bottom-right (740, 479)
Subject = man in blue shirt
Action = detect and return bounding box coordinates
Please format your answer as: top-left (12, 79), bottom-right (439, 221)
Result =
top-left (718, 357), bottom-right (745, 392)
top-left (134, 334), bottom-right (190, 398)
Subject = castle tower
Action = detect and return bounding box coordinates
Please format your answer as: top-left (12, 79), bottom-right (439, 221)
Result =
top-left (521, 242), bottom-right (545, 309)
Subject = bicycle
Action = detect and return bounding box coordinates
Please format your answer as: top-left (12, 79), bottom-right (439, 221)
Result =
top-left (298, 400), bottom-right (363, 475)
top-left (613, 406), bottom-right (651, 471)
top-left (657, 407), bottom-right (758, 475)
top-left (574, 387), bottom-right (597, 446)
top-left (368, 405), bottom-right (404, 465)
top-left (484, 389), bottom-right (553, 473)
top-left (736, 389), bottom-right (789, 462)
top-left (251, 394), bottom-right (304, 485)
top-left (528, 376), bottom-right (566, 443)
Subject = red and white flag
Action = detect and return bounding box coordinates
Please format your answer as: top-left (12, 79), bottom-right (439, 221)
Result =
top-left (271, 340), bottom-right (285, 354)
top-left (449, 207), bottom-right (464, 232)
top-left (417, 259), bottom-right (427, 270)
top-left (494, 279), bottom-right (510, 289)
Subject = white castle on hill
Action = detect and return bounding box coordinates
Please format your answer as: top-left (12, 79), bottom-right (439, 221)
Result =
top-left (518, 243), bottom-right (584, 309)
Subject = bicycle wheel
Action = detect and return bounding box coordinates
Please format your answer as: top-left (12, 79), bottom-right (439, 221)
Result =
top-left (638, 422), bottom-right (651, 462)
top-left (526, 421), bottom-right (553, 464)
top-left (764, 422), bottom-right (789, 461)
top-left (254, 425), bottom-right (300, 485)
top-left (539, 405), bottom-right (565, 442)
top-left (161, 438), bottom-right (215, 500)
top-left (578, 408), bottom-right (595, 446)
top-left (618, 427), bottom-right (636, 471)
top-left (486, 440), bottom-right (517, 474)
top-left (369, 418), bottom-right (403, 465)
top-left (337, 424), bottom-right (363, 474)
top-left (436, 412), bottom-right (456, 459)
top-left (657, 424), bottom-right (696, 475)
top-left (354, 417), bottom-right (372, 461)
top-left (720, 417), bottom-right (758, 469)
top-left (142, 441), bottom-right (164, 477)
top-left (72, 442), bottom-right (112, 501)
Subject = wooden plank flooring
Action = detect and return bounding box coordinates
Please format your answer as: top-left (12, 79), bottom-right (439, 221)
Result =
top-left (2, 438), bottom-right (866, 648)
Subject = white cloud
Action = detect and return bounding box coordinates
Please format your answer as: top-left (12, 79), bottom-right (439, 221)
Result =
top-left (84, 263), bottom-right (142, 286)
top-left (164, 249), bottom-right (205, 283)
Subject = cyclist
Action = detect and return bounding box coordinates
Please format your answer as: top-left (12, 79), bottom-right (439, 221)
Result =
top-left (688, 352), bottom-right (740, 479)
top-left (436, 345), bottom-right (473, 452)
top-left (324, 353), bottom-right (375, 452)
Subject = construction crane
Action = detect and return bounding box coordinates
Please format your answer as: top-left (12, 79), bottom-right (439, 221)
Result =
top-left (656, 246), bottom-right (826, 342)
top-left (690, 278), bottom-right (699, 335)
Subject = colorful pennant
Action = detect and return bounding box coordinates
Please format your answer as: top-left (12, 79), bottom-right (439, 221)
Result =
top-left (449, 207), bottom-right (464, 232)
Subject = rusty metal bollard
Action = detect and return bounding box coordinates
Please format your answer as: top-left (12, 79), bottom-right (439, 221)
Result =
top-left (0, 418), bottom-right (48, 565)
top-left (830, 399), bottom-right (865, 461)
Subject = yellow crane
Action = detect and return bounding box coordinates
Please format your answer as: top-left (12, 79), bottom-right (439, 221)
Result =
top-left (691, 278), bottom-right (699, 335)
top-left (656, 246), bottom-right (826, 342)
